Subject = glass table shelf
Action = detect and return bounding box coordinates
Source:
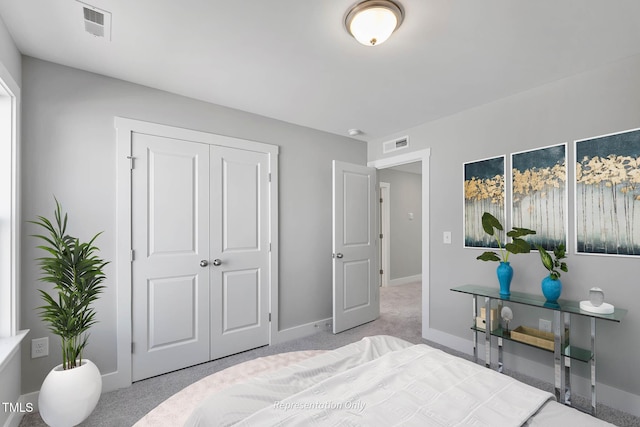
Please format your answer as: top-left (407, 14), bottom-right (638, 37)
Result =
top-left (471, 326), bottom-right (593, 363)
top-left (453, 284), bottom-right (627, 322)
top-left (451, 284), bottom-right (627, 416)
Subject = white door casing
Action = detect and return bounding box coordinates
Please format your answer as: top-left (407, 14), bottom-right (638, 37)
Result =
top-left (210, 146), bottom-right (270, 359)
top-left (118, 118), bottom-right (278, 385)
top-left (379, 182), bottom-right (390, 287)
top-left (332, 160), bottom-right (379, 334)
top-left (367, 149), bottom-right (431, 346)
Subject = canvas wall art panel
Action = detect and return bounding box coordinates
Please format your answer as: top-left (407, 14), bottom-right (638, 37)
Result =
top-left (464, 156), bottom-right (505, 248)
top-left (511, 144), bottom-right (567, 251)
top-left (575, 128), bottom-right (640, 256)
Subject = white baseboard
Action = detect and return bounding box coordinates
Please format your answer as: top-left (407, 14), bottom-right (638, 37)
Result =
top-left (272, 317), bottom-right (332, 345)
top-left (19, 392), bottom-right (38, 413)
top-left (4, 412), bottom-right (21, 427)
top-left (101, 370), bottom-right (128, 393)
top-left (3, 412), bottom-right (21, 427)
top-left (422, 327), bottom-right (471, 355)
top-left (3, 392), bottom-right (38, 427)
top-left (10, 370), bottom-right (127, 427)
top-left (388, 274), bottom-right (422, 287)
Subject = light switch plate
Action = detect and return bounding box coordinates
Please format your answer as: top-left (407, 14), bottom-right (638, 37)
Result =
top-left (443, 231), bottom-right (452, 244)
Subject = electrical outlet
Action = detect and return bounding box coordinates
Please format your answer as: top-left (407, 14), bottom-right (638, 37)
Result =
top-left (31, 337), bottom-right (49, 358)
top-left (539, 319), bottom-right (552, 333)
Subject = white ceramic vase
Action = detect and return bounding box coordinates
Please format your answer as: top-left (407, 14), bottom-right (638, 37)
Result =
top-left (38, 359), bottom-right (101, 427)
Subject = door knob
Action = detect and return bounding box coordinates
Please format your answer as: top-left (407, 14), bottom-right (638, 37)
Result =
top-left (212, 259), bottom-right (222, 266)
top-left (199, 260), bottom-right (209, 267)
top-left (335, 253), bottom-right (344, 259)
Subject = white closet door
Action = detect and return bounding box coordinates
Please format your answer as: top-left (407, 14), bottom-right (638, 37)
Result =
top-left (210, 146), bottom-right (271, 359)
top-left (131, 133), bottom-right (210, 381)
top-left (332, 160), bottom-right (379, 333)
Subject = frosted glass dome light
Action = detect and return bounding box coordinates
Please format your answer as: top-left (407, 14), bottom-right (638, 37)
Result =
top-left (345, 1), bottom-right (404, 46)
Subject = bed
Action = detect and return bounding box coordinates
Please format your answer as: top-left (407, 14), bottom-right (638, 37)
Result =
top-left (135, 335), bottom-right (613, 426)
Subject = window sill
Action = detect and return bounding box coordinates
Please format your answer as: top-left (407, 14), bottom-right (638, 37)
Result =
top-left (0, 330), bottom-right (29, 372)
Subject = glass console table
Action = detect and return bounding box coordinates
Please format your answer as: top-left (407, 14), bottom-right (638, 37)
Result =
top-left (451, 284), bottom-right (626, 416)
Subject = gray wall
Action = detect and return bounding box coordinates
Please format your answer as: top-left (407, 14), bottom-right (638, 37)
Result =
top-left (19, 56), bottom-right (366, 393)
top-left (369, 53), bottom-right (640, 407)
top-left (378, 168), bottom-right (421, 281)
top-left (0, 14), bottom-right (22, 427)
top-left (0, 14), bottom-right (20, 86)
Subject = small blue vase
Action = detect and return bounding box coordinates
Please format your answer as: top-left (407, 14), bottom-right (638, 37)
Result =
top-left (497, 262), bottom-right (513, 297)
top-left (541, 276), bottom-right (562, 302)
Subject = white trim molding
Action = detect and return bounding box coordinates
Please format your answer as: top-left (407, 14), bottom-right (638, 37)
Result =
top-left (114, 117), bottom-right (279, 389)
top-left (272, 317), bottom-right (333, 345)
top-left (0, 330), bottom-right (27, 373)
top-left (379, 182), bottom-right (390, 287)
top-left (4, 394), bottom-right (35, 427)
top-left (368, 148), bottom-right (431, 341)
top-left (0, 61), bottom-right (21, 340)
top-left (388, 274), bottom-right (422, 287)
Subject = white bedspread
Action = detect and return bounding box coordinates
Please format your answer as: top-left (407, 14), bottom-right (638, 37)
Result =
top-left (185, 335), bottom-right (412, 426)
top-left (186, 336), bottom-right (555, 426)
top-left (237, 342), bottom-right (553, 426)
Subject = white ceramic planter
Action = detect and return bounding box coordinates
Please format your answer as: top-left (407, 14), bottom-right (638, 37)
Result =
top-left (38, 359), bottom-right (102, 427)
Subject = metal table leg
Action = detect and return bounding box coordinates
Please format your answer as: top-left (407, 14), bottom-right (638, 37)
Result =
top-left (498, 336), bottom-right (503, 373)
top-left (591, 317), bottom-right (597, 416)
top-left (553, 310), bottom-right (566, 403)
top-left (484, 297), bottom-right (491, 369)
top-left (472, 295), bottom-right (478, 363)
top-left (564, 312), bottom-right (571, 406)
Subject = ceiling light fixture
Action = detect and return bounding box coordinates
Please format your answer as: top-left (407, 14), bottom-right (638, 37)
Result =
top-left (345, 0), bottom-right (404, 47)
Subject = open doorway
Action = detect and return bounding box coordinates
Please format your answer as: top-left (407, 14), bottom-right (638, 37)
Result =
top-left (369, 149), bottom-right (430, 340)
top-left (377, 161), bottom-right (422, 331)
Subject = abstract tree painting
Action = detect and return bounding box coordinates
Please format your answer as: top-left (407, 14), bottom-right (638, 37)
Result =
top-left (464, 156), bottom-right (505, 248)
top-left (575, 128), bottom-right (640, 256)
top-left (512, 144), bottom-right (567, 251)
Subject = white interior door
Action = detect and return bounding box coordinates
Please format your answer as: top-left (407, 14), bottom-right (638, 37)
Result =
top-left (131, 131), bottom-right (272, 381)
top-left (132, 133), bottom-right (210, 381)
top-left (332, 160), bottom-right (379, 334)
top-left (210, 146), bottom-right (270, 359)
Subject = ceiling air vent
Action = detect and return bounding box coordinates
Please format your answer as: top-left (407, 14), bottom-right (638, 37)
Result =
top-left (383, 136), bottom-right (409, 154)
top-left (78, 1), bottom-right (112, 40)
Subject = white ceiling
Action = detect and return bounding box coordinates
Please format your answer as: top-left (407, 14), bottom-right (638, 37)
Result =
top-left (1, 1), bottom-right (640, 141)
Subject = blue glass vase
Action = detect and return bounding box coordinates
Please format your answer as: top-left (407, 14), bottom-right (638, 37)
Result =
top-left (496, 262), bottom-right (513, 297)
top-left (542, 275), bottom-right (562, 302)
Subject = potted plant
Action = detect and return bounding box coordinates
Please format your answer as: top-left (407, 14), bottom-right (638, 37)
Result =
top-left (476, 212), bottom-right (536, 297)
top-left (31, 199), bottom-right (107, 427)
top-left (536, 243), bottom-right (568, 302)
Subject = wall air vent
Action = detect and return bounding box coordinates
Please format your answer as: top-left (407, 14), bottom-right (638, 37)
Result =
top-left (78, 1), bottom-right (112, 41)
top-left (382, 136), bottom-right (409, 154)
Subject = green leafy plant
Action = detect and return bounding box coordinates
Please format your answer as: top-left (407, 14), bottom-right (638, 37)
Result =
top-left (31, 199), bottom-right (108, 370)
top-left (536, 243), bottom-right (568, 280)
top-left (476, 212), bottom-right (536, 262)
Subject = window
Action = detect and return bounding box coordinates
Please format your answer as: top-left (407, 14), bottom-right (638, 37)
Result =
top-left (0, 70), bottom-right (19, 339)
